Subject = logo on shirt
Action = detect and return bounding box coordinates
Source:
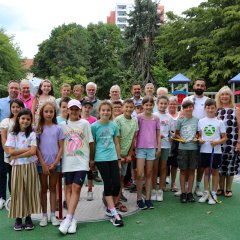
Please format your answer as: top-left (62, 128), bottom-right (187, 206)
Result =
top-left (204, 125), bottom-right (216, 137)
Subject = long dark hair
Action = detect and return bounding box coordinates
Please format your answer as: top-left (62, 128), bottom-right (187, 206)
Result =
top-left (12, 109), bottom-right (33, 138)
top-left (9, 99), bottom-right (25, 118)
top-left (35, 79), bottom-right (54, 97)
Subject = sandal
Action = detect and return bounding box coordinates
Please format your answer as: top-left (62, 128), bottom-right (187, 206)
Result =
top-left (115, 202), bottom-right (128, 212)
top-left (170, 185), bottom-right (178, 192)
top-left (216, 189), bottom-right (224, 196)
top-left (224, 190), bottom-right (233, 198)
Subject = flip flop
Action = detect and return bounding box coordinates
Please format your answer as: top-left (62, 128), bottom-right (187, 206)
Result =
top-left (216, 189), bottom-right (224, 196)
top-left (115, 202), bottom-right (128, 212)
top-left (224, 190), bottom-right (233, 198)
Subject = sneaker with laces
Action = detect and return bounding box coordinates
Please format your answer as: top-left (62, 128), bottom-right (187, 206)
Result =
top-left (208, 193), bottom-right (217, 205)
top-left (39, 215), bottom-right (48, 227)
top-left (156, 189), bottom-right (163, 202)
top-left (194, 187), bottom-right (203, 197)
top-left (174, 190), bottom-right (182, 197)
top-left (68, 218), bottom-right (77, 233)
top-left (51, 215), bottom-right (60, 226)
top-left (87, 191), bottom-right (94, 201)
top-left (137, 199), bottom-right (147, 210)
top-left (145, 200), bottom-right (154, 209)
top-left (14, 218), bottom-right (23, 231)
top-left (59, 218), bottom-right (71, 235)
top-left (151, 189), bottom-right (157, 201)
top-left (187, 192), bottom-right (195, 202)
top-left (120, 193), bottom-right (128, 202)
top-left (110, 216), bottom-right (124, 227)
top-left (198, 191), bottom-right (208, 203)
top-left (0, 198), bottom-right (6, 209)
top-left (25, 216), bottom-right (34, 230)
top-left (180, 193), bottom-right (187, 203)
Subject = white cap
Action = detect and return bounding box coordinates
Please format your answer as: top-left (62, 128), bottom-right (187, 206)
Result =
top-left (67, 99), bottom-right (82, 109)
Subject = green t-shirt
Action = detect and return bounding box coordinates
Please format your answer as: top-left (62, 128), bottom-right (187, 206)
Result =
top-left (176, 116), bottom-right (199, 150)
top-left (114, 114), bottom-right (138, 156)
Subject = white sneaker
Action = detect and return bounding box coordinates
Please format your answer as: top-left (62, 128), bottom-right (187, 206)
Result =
top-left (39, 215), bottom-right (48, 227)
top-left (166, 176), bottom-right (170, 184)
top-left (174, 190), bottom-right (182, 197)
top-left (0, 198), bottom-right (6, 209)
top-left (208, 193), bottom-right (217, 205)
top-left (151, 189), bottom-right (157, 201)
top-left (59, 218), bottom-right (71, 235)
top-left (194, 187), bottom-right (203, 197)
top-left (198, 191), bottom-right (208, 203)
top-left (87, 191), bottom-right (93, 201)
top-left (51, 215), bottom-right (60, 226)
top-left (68, 218), bottom-right (77, 234)
top-left (156, 189), bottom-right (163, 202)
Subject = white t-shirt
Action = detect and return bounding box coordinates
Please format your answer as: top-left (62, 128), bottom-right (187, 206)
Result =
top-left (183, 95), bottom-right (209, 120)
top-left (60, 119), bottom-right (94, 172)
top-left (154, 112), bottom-right (174, 149)
top-left (198, 117), bottom-right (226, 154)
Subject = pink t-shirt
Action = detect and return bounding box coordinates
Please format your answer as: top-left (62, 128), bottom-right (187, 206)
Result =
top-left (86, 116), bottom-right (97, 125)
top-left (18, 94), bottom-right (35, 110)
top-left (136, 114), bottom-right (160, 148)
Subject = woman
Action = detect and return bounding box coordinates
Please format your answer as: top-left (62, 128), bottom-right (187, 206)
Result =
top-left (216, 86), bottom-right (240, 197)
top-left (109, 85), bottom-right (123, 103)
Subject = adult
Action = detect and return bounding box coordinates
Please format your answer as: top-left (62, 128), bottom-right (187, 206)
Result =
top-left (131, 84), bottom-right (143, 105)
top-left (109, 85), bottom-right (123, 103)
top-left (216, 86), bottom-right (240, 197)
top-left (156, 87), bottom-right (168, 97)
top-left (182, 78), bottom-right (209, 196)
top-left (18, 80), bottom-right (34, 110)
top-left (0, 80), bottom-right (20, 209)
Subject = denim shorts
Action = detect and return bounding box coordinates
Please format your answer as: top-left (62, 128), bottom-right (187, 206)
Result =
top-left (136, 148), bottom-right (156, 161)
top-left (37, 165), bottom-right (61, 173)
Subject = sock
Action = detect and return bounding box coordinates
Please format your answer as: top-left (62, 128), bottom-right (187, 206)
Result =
top-left (50, 212), bottom-right (55, 217)
top-left (196, 181), bottom-right (201, 188)
top-left (66, 214), bottom-right (73, 221)
top-left (109, 207), bottom-right (120, 220)
top-left (43, 213), bottom-right (48, 217)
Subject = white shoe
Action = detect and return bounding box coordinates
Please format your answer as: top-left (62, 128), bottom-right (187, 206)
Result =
top-left (194, 187), bottom-right (203, 197)
top-left (39, 215), bottom-right (48, 227)
top-left (166, 176), bottom-right (170, 184)
top-left (198, 191), bottom-right (208, 203)
top-left (0, 198), bottom-right (6, 209)
top-left (51, 215), bottom-right (60, 226)
top-left (151, 189), bottom-right (157, 201)
top-left (157, 189), bottom-right (163, 202)
top-left (208, 193), bottom-right (217, 205)
top-left (174, 190), bottom-right (182, 197)
top-left (59, 218), bottom-right (71, 235)
top-left (68, 218), bottom-right (77, 234)
top-left (87, 191), bottom-right (93, 201)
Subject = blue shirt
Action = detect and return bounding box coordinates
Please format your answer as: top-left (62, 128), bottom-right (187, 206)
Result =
top-left (0, 96), bottom-right (11, 122)
top-left (91, 121), bottom-right (119, 162)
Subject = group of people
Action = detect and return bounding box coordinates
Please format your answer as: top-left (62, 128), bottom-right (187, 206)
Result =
top-left (0, 78), bottom-right (239, 234)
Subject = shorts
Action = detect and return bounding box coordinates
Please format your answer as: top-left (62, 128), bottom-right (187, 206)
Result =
top-left (177, 149), bottom-right (198, 170)
top-left (201, 153), bottom-right (222, 169)
top-left (121, 162), bottom-right (128, 176)
top-left (37, 165), bottom-right (60, 173)
top-left (160, 148), bottom-right (169, 161)
top-left (64, 171), bottom-right (87, 186)
top-left (167, 156), bottom-right (178, 168)
top-left (136, 148), bottom-right (156, 161)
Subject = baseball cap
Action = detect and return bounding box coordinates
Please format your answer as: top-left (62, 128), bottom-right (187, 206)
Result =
top-left (82, 100), bottom-right (93, 107)
top-left (68, 99), bottom-right (82, 109)
top-left (134, 102), bottom-right (142, 107)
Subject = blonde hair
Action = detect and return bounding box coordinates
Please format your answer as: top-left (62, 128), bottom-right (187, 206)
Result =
top-left (60, 83), bottom-right (71, 90)
top-left (215, 86), bottom-right (235, 109)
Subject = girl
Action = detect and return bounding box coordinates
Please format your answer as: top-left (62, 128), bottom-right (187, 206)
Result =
top-left (5, 109), bottom-right (41, 231)
top-left (59, 99), bottom-right (94, 235)
top-left (32, 79), bottom-right (56, 127)
top-left (0, 99), bottom-right (24, 209)
top-left (36, 102), bottom-right (64, 227)
top-left (57, 97), bottom-right (71, 124)
top-left (136, 96), bottom-right (161, 209)
top-left (91, 101), bottom-right (123, 227)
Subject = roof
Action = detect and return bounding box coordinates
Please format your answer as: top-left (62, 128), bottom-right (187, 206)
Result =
top-left (169, 73), bottom-right (191, 83)
top-left (228, 73), bottom-right (240, 83)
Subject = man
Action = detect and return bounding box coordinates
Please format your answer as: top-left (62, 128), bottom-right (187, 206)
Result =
top-left (131, 84), bottom-right (143, 105)
top-left (0, 80), bottom-right (20, 209)
top-left (18, 80), bottom-right (34, 110)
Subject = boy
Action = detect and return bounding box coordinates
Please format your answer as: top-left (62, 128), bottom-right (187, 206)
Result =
top-left (73, 84), bottom-right (85, 103)
top-left (56, 83), bottom-right (71, 116)
top-left (134, 102), bottom-right (143, 115)
top-left (198, 99), bottom-right (227, 204)
top-left (175, 100), bottom-right (199, 203)
top-left (115, 99), bottom-right (138, 210)
top-left (57, 97), bottom-right (71, 124)
top-left (112, 100), bottom-right (123, 119)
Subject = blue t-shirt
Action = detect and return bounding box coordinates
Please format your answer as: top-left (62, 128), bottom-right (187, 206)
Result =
top-left (91, 121), bottom-right (119, 162)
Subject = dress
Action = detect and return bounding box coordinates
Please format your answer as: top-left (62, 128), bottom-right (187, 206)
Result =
top-left (217, 108), bottom-right (240, 176)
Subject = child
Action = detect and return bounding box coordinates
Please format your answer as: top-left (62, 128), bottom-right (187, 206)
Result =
top-left (32, 79), bottom-right (56, 127)
top-left (57, 97), bottom-right (71, 124)
top-left (0, 99), bottom-right (24, 209)
top-left (198, 99), bottom-right (227, 204)
top-left (36, 102), bottom-right (64, 227)
top-left (112, 100), bottom-right (123, 119)
top-left (81, 100), bottom-right (97, 201)
top-left (175, 100), bottom-right (199, 203)
top-left (91, 101), bottom-right (123, 227)
top-left (59, 99), bottom-right (94, 234)
top-left (136, 96), bottom-right (161, 209)
top-left (152, 95), bottom-right (174, 201)
top-left (115, 99), bottom-right (138, 212)
top-left (134, 102), bottom-right (143, 115)
top-left (56, 83), bottom-right (71, 115)
top-left (5, 109), bottom-right (41, 230)
top-left (73, 84), bottom-right (85, 103)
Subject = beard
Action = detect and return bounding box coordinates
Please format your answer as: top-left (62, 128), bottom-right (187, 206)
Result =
top-left (194, 89), bottom-right (204, 96)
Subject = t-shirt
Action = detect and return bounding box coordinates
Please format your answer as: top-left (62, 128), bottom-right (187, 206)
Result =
top-left (61, 119), bottom-right (94, 172)
top-left (136, 114), bottom-right (160, 149)
top-left (91, 121), bottom-right (119, 162)
top-left (37, 125), bottom-right (65, 166)
top-left (198, 117), bottom-right (226, 154)
top-left (85, 116), bottom-right (97, 125)
top-left (154, 112), bottom-right (174, 149)
top-left (176, 116), bottom-right (199, 150)
top-left (5, 131), bottom-right (38, 165)
top-left (115, 114), bottom-right (138, 156)
top-left (57, 116), bottom-right (66, 124)
top-left (183, 95), bottom-right (209, 120)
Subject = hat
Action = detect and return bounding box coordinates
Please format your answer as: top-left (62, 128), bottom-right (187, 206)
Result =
top-left (68, 99), bottom-right (82, 109)
top-left (134, 102), bottom-right (142, 107)
top-left (82, 100), bottom-right (93, 107)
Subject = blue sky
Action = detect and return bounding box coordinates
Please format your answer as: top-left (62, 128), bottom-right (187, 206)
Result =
top-left (0, 0), bottom-right (204, 58)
